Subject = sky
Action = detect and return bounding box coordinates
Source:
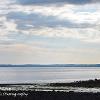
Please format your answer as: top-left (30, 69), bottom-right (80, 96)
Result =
top-left (0, 0), bottom-right (100, 64)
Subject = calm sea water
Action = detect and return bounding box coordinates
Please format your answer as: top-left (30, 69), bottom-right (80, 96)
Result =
top-left (0, 67), bottom-right (100, 83)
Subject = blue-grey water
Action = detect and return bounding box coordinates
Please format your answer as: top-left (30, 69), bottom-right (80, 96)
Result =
top-left (0, 67), bottom-right (100, 83)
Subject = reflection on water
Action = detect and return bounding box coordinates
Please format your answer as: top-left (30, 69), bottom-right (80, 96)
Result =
top-left (0, 67), bottom-right (100, 83)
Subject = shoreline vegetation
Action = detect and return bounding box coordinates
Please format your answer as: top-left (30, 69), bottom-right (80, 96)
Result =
top-left (1, 79), bottom-right (100, 100)
top-left (49, 79), bottom-right (100, 88)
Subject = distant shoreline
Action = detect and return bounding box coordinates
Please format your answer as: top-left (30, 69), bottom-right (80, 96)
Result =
top-left (0, 64), bottom-right (100, 67)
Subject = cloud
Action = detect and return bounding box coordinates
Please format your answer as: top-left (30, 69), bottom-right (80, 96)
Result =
top-left (1, 0), bottom-right (100, 64)
top-left (5, 9), bottom-right (100, 43)
top-left (7, 11), bottom-right (94, 29)
top-left (0, 43), bottom-right (100, 64)
top-left (0, 0), bottom-right (100, 45)
top-left (16, 0), bottom-right (100, 5)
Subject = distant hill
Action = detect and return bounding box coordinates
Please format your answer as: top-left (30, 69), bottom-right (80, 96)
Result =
top-left (0, 64), bottom-right (100, 67)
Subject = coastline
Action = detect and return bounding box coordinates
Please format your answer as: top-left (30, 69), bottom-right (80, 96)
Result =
top-left (0, 90), bottom-right (100, 100)
top-left (0, 79), bottom-right (100, 100)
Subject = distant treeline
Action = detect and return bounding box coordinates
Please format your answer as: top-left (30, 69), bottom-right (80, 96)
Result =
top-left (0, 91), bottom-right (100, 100)
top-left (49, 79), bottom-right (100, 88)
top-left (0, 64), bottom-right (100, 67)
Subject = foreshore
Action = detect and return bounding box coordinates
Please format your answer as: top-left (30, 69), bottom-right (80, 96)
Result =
top-left (0, 90), bottom-right (100, 100)
top-left (0, 79), bottom-right (100, 100)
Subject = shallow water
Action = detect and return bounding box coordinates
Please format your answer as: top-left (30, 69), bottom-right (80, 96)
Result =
top-left (0, 67), bottom-right (100, 83)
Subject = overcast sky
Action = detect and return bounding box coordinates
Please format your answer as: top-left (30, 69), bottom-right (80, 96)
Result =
top-left (0, 0), bottom-right (100, 64)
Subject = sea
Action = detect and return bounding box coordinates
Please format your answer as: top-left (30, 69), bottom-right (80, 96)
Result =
top-left (0, 67), bottom-right (100, 83)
